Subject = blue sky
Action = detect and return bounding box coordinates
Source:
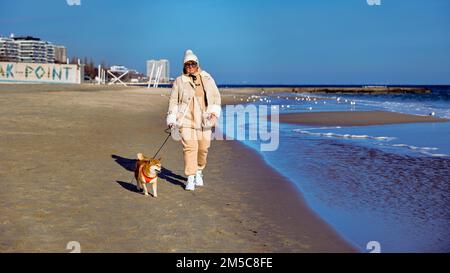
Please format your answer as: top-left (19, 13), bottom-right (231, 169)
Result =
top-left (1, 0), bottom-right (449, 84)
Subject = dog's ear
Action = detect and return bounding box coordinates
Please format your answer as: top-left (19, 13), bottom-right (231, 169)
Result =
top-left (158, 157), bottom-right (162, 161)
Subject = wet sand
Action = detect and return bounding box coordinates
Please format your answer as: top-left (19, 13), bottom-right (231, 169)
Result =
top-left (277, 111), bottom-right (450, 126)
top-left (0, 84), bottom-right (354, 252)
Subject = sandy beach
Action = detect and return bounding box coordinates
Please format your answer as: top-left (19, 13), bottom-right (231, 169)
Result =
top-left (3, 84), bottom-right (449, 252)
top-left (0, 84), bottom-right (355, 252)
top-left (2, 0), bottom-right (449, 256)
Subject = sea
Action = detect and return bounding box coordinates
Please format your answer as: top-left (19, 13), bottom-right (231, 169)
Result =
top-left (218, 85), bottom-right (450, 252)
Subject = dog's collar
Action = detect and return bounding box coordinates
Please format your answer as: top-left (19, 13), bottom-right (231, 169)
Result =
top-left (141, 169), bottom-right (157, 183)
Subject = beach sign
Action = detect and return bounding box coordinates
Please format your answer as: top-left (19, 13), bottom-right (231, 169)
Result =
top-left (0, 62), bottom-right (83, 84)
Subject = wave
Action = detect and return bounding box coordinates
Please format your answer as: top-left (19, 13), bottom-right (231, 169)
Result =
top-left (299, 126), bottom-right (342, 130)
top-left (389, 144), bottom-right (447, 157)
top-left (391, 144), bottom-right (438, 151)
top-left (330, 97), bottom-right (450, 119)
top-left (419, 151), bottom-right (448, 157)
top-left (292, 129), bottom-right (395, 141)
top-left (292, 129), bottom-right (448, 157)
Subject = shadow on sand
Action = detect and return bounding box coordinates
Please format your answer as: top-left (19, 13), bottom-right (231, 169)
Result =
top-left (112, 154), bottom-right (186, 193)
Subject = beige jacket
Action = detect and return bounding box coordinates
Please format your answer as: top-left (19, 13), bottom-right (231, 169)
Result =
top-left (166, 70), bottom-right (221, 128)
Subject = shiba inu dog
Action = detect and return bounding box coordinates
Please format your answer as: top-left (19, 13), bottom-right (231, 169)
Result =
top-left (135, 153), bottom-right (161, 198)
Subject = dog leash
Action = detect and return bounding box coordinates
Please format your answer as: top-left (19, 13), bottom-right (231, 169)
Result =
top-left (129, 127), bottom-right (172, 185)
top-left (152, 127), bottom-right (172, 159)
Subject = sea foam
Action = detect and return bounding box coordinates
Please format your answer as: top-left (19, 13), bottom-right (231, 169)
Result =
top-left (292, 129), bottom-right (395, 141)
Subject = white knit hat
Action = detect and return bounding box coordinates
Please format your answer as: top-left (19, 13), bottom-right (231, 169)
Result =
top-left (183, 49), bottom-right (199, 65)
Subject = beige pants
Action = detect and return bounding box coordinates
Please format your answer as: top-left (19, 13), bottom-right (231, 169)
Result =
top-left (180, 127), bottom-right (212, 176)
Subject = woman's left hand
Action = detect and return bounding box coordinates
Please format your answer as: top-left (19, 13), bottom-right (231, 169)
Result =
top-left (208, 113), bottom-right (217, 123)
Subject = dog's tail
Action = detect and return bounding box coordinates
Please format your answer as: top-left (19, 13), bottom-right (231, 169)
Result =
top-left (137, 153), bottom-right (144, 161)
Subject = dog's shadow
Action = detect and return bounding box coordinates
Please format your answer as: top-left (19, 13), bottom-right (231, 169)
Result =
top-left (111, 154), bottom-right (186, 193)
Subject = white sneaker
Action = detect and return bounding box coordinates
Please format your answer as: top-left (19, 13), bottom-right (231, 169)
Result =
top-left (195, 170), bottom-right (204, 186)
top-left (185, 175), bottom-right (195, 191)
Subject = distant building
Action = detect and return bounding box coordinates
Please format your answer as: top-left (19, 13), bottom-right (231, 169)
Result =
top-left (0, 37), bottom-right (19, 62)
top-left (14, 36), bottom-right (52, 63)
top-left (146, 59), bottom-right (170, 83)
top-left (53, 45), bottom-right (67, 64)
top-left (110, 65), bottom-right (129, 73)
top-left (109, 65), bottom-right (141, 75)
top-left (0, 34), bottom-right (67, 64)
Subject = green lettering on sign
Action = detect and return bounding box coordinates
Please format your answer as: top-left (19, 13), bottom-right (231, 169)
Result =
top-left (52, 67), bottom-right (62, 80)
top-left (64, 67), bottom-right (72, 80)
top-left (6, 64), bottom-right (14, 78)
top-left (35, 66), bottom-right (45, 79)
top-left (25, 66), bottom-right (33, 78)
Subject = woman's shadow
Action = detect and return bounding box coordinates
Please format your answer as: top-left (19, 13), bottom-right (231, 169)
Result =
top-left (111, 154), bottom-right (186, 193)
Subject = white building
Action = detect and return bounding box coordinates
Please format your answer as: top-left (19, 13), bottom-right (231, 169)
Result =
top-left (0, 35), bottom-right (67, 63)
top-left (110, 65), bottom-right (129, 73)
top-left (15, 36), bottom-right (51, 63)
top-left (0, 37), bottom-right (19, 62)
top-left (146, 59), bottom-right (170, 83)
top-left (53, 45), bottom-right (67, 64)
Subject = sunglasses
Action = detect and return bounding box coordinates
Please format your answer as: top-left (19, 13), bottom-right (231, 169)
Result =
top-left (184, 62), bottom-right (197, 68)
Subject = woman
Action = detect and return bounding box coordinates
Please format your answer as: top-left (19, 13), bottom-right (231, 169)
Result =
top-left (166, 49), bottom-right (221, 191)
